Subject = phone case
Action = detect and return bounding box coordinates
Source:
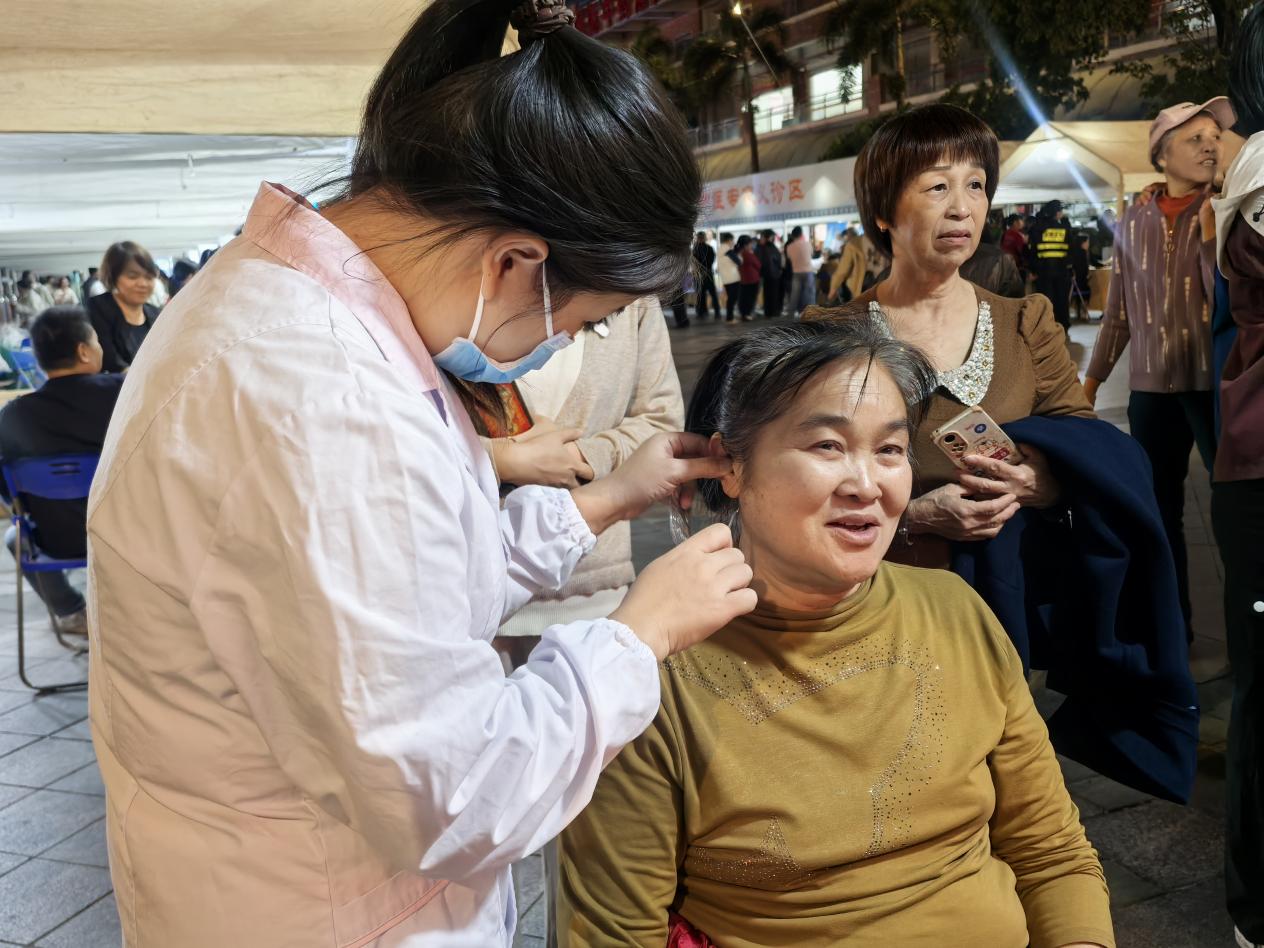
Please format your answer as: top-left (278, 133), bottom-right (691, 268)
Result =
top-left (931, 406), bottom-right (1022, 470)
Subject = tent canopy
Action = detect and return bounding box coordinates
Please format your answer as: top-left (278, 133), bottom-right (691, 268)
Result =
top-left (995, 121), bottom-right (1155, 206)
top-left (0, 134), bottom-right (352, 271)
top-left (0, 0), bottom-right (425, 136)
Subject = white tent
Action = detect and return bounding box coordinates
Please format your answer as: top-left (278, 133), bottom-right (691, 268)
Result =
top-left (0, 0), bottom-right (531, 273)
top-left (0, 134), bottom-right (353, 271)
top-left (995, 121), bottom-right (1156, 208)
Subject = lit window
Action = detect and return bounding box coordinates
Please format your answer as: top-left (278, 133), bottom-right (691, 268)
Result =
top-left (809, 66), bottom-right (863, 120)
top-left (751, 87), bottom-right (792, 134)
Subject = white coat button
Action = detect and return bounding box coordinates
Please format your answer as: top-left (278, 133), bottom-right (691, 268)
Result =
top-left (1254, 601), bottom-right (1264, 614)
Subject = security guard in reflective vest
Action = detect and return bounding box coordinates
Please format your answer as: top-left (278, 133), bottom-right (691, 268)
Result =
top-left (1026, 199), bottom-right (1073, 331)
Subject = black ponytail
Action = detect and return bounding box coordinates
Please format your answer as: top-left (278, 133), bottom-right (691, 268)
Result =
top-left (340, 0), bottom-right (702, 303)
top-left (1230, 2), bottom-right (1264, 138)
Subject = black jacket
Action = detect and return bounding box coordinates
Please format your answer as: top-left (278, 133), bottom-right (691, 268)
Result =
top-left (692, 241), bottom-right (716, 276)
top-left (755, 242), bottom-right (783, 280)
top-left (0, 373), bottom-right (125, 557)
top-left (950, 414), bottom-right (1199, 803)
top-left (1026, 217), bottom-right (1072, 279)
top-left (87, 293), bottom-right (158, 373)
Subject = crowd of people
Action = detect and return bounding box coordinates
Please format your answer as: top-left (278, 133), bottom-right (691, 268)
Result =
top-left (667, 225), bottom-right (881, 327)
top-left (674, 199), bottom-right (1112, 330)
top-left (0, 0), bottom-right (1259, 946)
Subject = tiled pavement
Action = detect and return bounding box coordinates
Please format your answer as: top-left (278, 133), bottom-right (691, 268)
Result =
top-left (0, 314), bottom-right (1238, 946)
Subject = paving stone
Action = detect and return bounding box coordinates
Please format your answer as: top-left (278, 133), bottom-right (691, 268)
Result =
top-left (35, 894), bottom-right (121, 948)
top-left (0, 789), bottom-right (102, 856)
top-left (1069, 791), bottom-right (1105, 819)
top-left (0, 732), bottom-right (39, 759)
top-left (1084, 800), bottom-right (1224, 891)
top-left (1112, 877), bottom-right (1235, 947)
top-left (517, 892), bottom-right (547, 940)
top-left (47, 763), bottom-right (103, 797)
top-left (0, 785), bottom-right (32, 813)
top-left (0, 655), bottom-right (88, 694)
top-left (0, 689), bottom-right (35, 716)
top-left (512, 853), bottom-right (545, 915)
top-left (0, 857), bottom-right (112, 945)
top-left (52, 719), bottom-right (91, 742)
top-left (0, 693), bottom-right (88, 737)
top-left (41, 819), bottom-right (109, 868)
top-left (1072, 775), bottom-right (1155, 812)
top-left (0, 738), bottom-right (96, 789)
top-left (0, 852), bottom-right (25, 877)
top-left (1057, 754), bottom-right (1098, 786)
top-left (1101, 857), bottom-right (1162, 908)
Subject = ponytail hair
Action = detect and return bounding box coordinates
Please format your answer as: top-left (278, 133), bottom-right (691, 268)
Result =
top-left (342, 0), bottom-right (701, 304)
top-left (1230, 1), bottom-right (1264, 138)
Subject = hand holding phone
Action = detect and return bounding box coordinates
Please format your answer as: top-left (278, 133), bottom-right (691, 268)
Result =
top-left (932, 406), bottom-right (1023, 475)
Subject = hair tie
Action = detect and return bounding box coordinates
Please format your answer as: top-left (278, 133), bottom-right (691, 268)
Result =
top-left (510, 0), bottom-right (575, 43)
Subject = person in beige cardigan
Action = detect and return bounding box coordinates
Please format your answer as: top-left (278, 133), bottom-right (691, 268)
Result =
top-left (485, 295), bottom-right (685, 667)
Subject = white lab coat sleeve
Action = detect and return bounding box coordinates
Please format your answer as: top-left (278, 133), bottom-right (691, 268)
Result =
top-left (187, 383), bottom-right (660, 882)
top-left (499, 484), bottom-right (596, 619)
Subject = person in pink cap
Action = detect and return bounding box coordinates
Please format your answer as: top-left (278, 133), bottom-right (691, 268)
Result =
top-left (1084, 95), bottom-right (1235, 642)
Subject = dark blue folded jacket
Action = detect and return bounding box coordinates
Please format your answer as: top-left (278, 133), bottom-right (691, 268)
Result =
top-left (949, 414), bottom-right (1199, 804)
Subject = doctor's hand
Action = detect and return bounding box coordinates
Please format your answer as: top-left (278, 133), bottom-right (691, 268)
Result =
top-left (571, 432), bottom-right (731, 535)
top-left (611, 523), bottom-right (756, 661)
top-left (491, 424), bottom-right (593, 488)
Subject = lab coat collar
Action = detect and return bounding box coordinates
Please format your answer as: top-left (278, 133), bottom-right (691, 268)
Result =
top-left (242, 182), bottom-right (442, 394)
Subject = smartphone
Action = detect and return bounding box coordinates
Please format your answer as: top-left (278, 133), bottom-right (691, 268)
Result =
top-left (931, 406), bottom-right (1023, 472)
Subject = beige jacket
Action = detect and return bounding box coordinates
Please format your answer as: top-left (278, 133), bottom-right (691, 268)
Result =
top-left (531, 297), bottom-right (684, 598)
top-left (829, 239), bottom-right (867, 303)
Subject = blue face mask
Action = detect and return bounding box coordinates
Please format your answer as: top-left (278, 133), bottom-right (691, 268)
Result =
top-left (432, 262), bottom-right (573, 383)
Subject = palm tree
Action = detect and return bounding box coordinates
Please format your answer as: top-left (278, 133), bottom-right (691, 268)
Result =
top-left (823, 0), bottom-right (963, 108)
top-left (683, 4), bottom-right (792, 174)
top-left (629, 28), bottom-right (692, 118)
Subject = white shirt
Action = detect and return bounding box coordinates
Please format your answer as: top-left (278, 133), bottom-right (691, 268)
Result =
top-left (716, 246), bottom-right (741, 285)
top-left (87, 183), bottom-right (659, 947)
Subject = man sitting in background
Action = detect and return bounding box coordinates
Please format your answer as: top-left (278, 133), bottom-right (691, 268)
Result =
top-left (0, 307), bottom-right (124, 635)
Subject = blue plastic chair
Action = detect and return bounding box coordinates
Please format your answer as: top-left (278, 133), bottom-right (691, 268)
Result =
top-left (1, 454), bottom-right (97, 694)
top-left (1, 346), bottom-right (46, 390)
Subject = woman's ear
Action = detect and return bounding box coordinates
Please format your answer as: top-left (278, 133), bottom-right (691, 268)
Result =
top-left (709, 433), bottom-right (742, 499)
top-left (481, 233), bottom-right (549, 303)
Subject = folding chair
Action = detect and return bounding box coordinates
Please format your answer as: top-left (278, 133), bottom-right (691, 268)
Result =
top-left (0, 345), bottom-right (46, 390)
top-left (1, 454), bottom-right (98, 694)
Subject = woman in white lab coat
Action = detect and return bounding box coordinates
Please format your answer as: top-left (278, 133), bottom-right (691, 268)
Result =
top-left (84, 1), bottom-right (755, 945)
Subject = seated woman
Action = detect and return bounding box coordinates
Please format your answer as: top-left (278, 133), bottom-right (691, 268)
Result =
top-left (808, 104), bottom-right (1093, 569)
top-left (557, 318), bottom-right (1113, 948)
top-left (87, 240), bottom-right (160, 373)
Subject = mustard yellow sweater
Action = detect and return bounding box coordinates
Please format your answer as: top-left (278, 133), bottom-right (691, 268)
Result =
top-left (558, 563), bottom-right (1114, 948)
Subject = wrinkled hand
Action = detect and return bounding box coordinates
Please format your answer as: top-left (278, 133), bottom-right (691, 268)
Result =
top-left (1135, 181), bottom-right (1166, 207)
top-left (958, 444), bottom-right (1060, 509)
top-left (907, 482), bottom-right (1021, 541)
top-left (611, 523), bottom-right (756, 661)
top-left (494, 427), bottom-right (593, 488)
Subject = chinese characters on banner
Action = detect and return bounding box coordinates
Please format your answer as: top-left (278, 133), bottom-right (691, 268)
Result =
top-left (709, 177), bottom-right (806, 212)
top-left (700, 157), bottom-right (858, 225)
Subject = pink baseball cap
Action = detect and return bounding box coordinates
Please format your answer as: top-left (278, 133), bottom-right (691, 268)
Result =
top-left (1149, 96), bottom-right (1237, 161)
